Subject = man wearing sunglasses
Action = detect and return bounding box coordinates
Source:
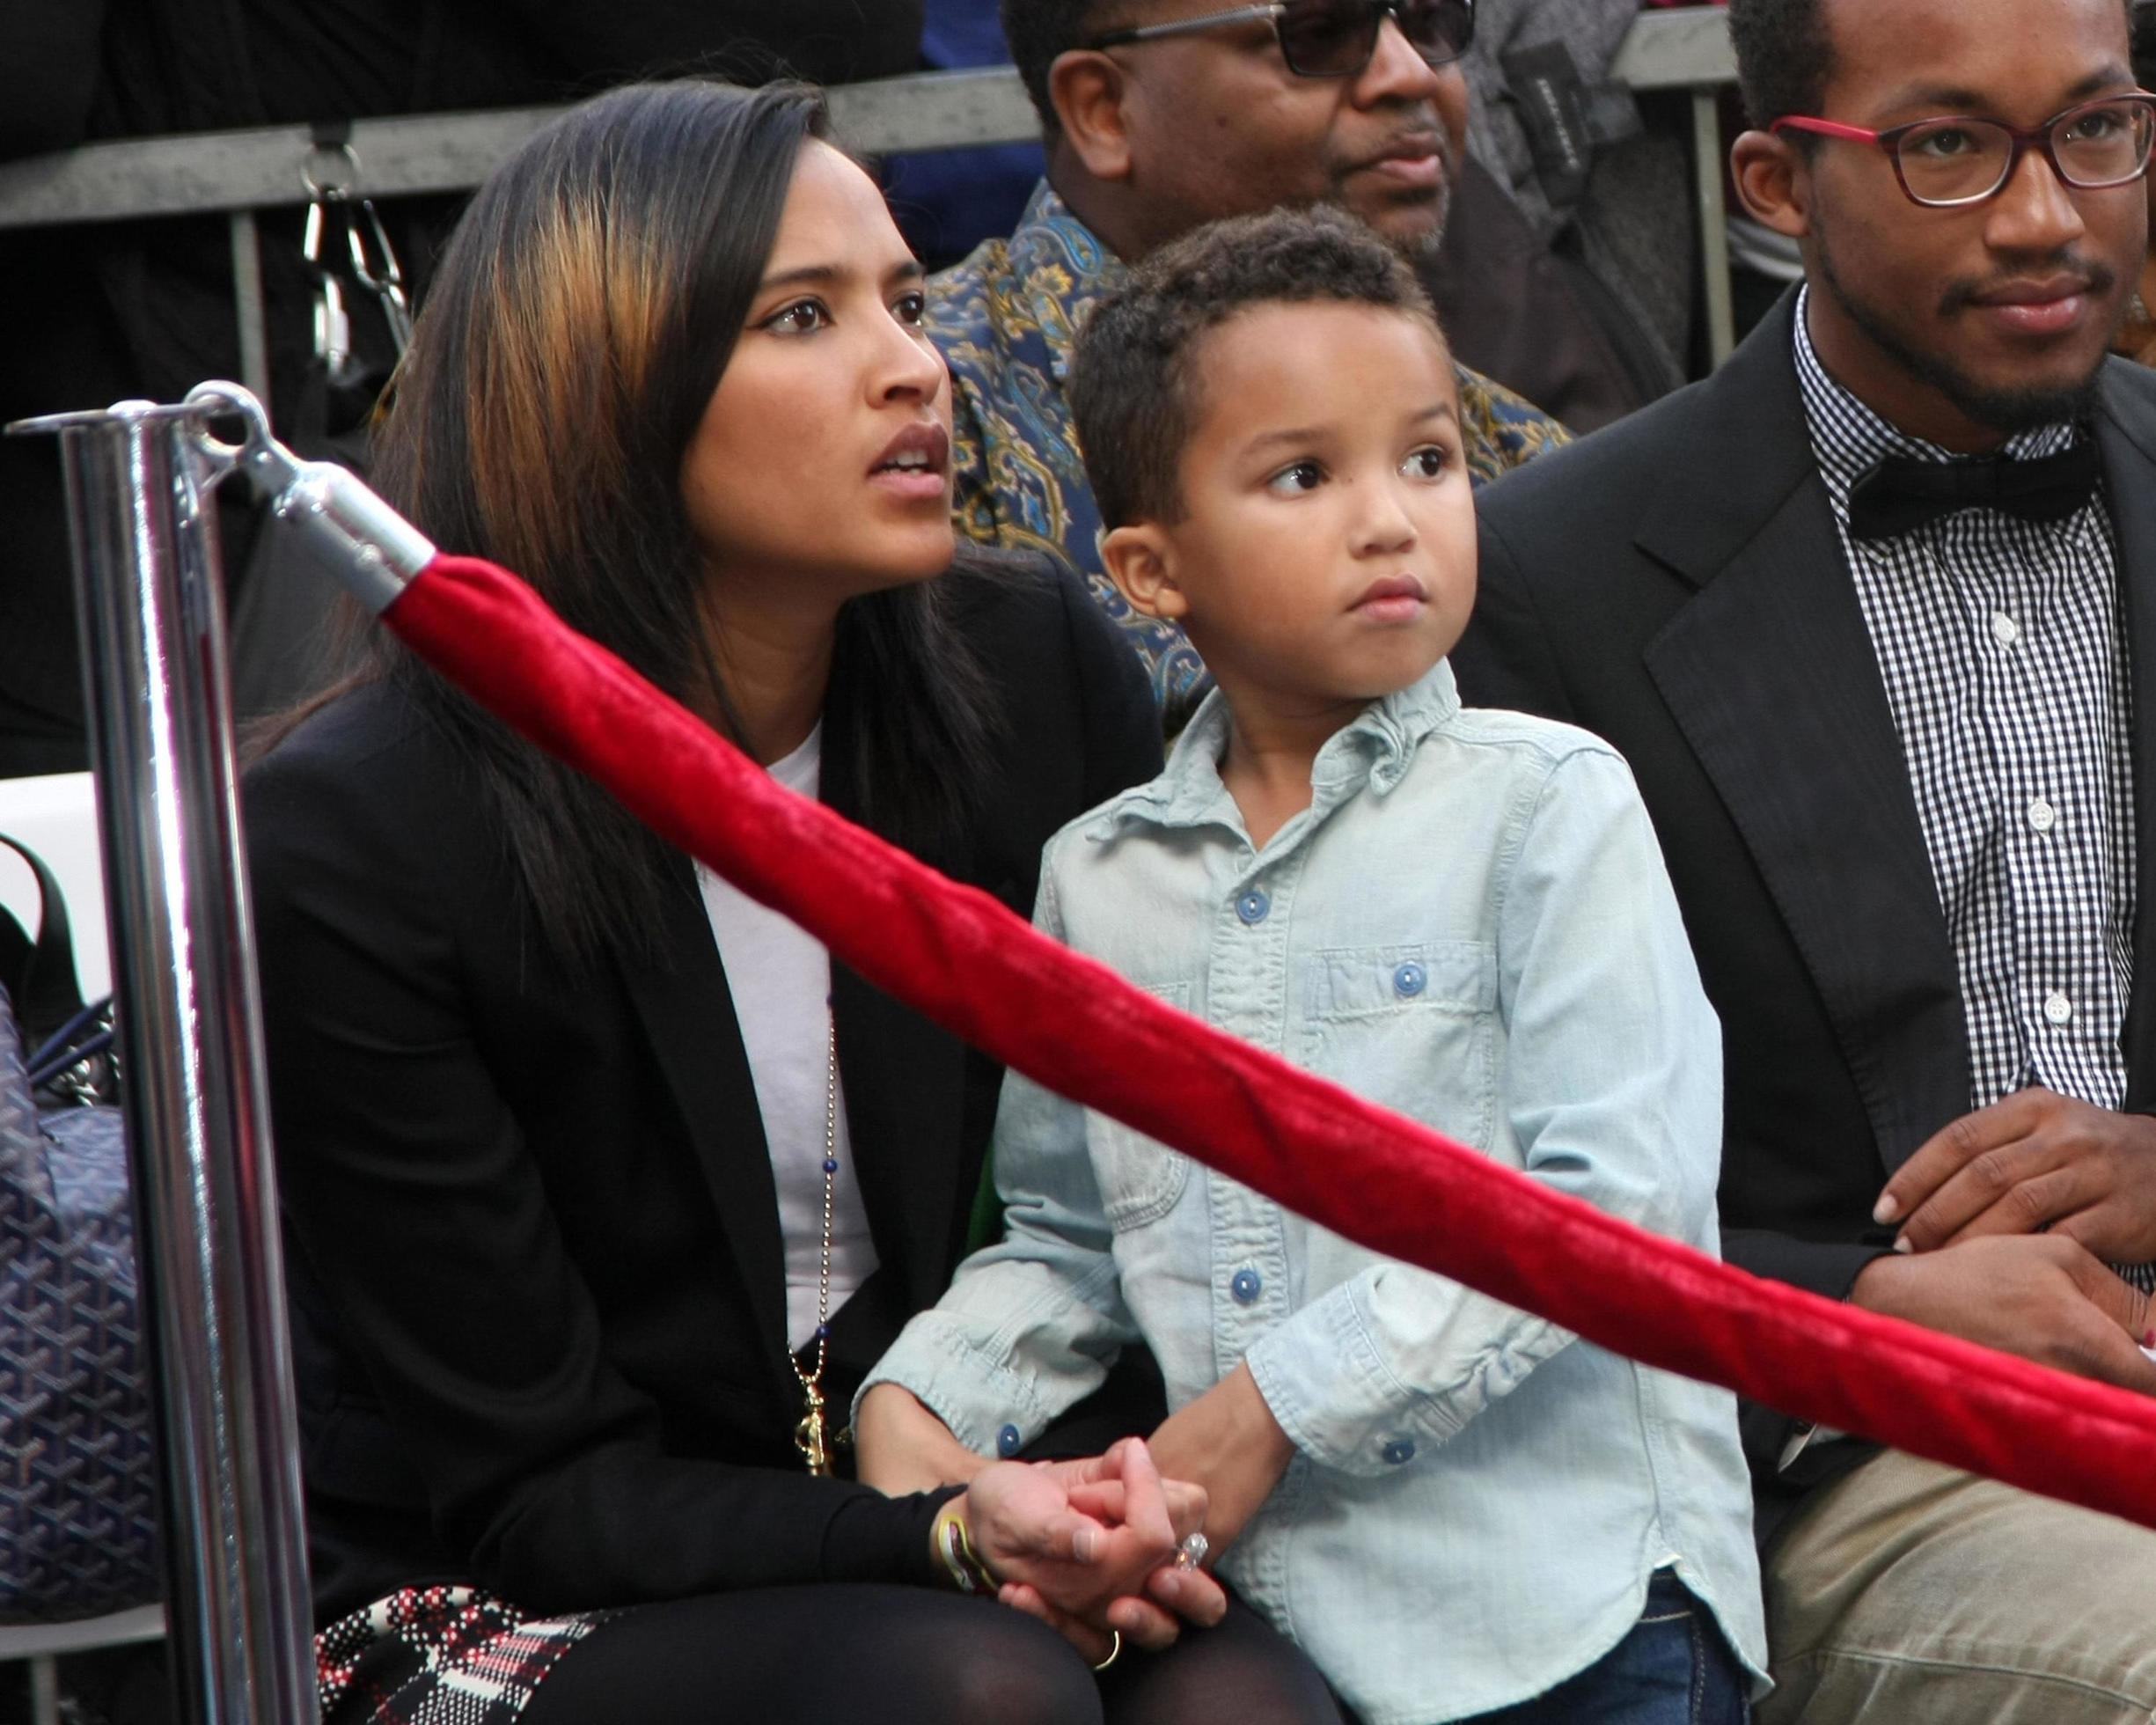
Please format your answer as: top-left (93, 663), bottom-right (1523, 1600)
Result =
top-left (1452, 0), bottom-right (2156, 1717)
top-left (930, 0), bottom-right (1566, 724)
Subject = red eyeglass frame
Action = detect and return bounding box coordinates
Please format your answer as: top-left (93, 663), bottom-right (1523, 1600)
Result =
top-left (1770, 92), bottom-right (2156, 208)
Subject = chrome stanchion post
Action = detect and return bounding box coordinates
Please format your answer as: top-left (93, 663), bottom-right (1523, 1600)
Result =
top-left (6, 397), bottom-right (318, 1724)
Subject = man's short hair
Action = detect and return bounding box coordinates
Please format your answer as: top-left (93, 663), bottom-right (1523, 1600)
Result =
top-left (1001, 0), bottom-right (1111, 135)
top-left (1068, 206), bottom-right (1444, 529)
top-left (1726, 0), bottom-right (1837, 135)
top-left (2134, 1), bottom-right (2156, 87)
top-left (1730, 0), bottom-right (2145, 137)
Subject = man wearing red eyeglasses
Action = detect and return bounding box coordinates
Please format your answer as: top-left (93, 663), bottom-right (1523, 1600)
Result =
top-left (1453, 0), bottom-right (2156, 1718)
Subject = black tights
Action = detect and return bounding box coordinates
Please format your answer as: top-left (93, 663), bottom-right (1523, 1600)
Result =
top-left (519, 1583), bottom-right (1347, 1725)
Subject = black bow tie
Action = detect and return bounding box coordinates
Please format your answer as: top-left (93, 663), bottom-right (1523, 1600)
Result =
top-left (1844, 442), bottom-right (2101, 541)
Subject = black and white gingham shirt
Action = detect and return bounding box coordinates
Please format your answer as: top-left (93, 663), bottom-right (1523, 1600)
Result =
top-left (1794, 289), bottom-right (2138, 1121)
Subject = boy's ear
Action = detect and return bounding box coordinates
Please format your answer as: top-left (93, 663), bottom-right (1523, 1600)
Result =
top-left (1101, 524), bottom-right (1188, 621)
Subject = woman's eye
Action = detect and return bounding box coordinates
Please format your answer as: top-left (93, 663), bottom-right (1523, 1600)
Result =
top-left (1401, 444), bottom-right (1450, 481)
top-left (764, 298), bottom-right (830, 334)
top-left (1265, 460), bottom-right (1325, 496)
top-left (894, 290), bottom-right (928, 327)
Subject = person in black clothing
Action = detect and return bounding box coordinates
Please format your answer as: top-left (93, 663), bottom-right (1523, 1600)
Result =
top-left (1452, 0), bottom-right (2156, 1716)
top-left (0, 0), bottom-right (928, 777)
top-left (246, 79), bottom-right (1345, 1725)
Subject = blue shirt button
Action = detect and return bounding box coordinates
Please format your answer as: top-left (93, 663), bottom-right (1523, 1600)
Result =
top-left (1229, 1268), bottom-right (1263, 1304)
top-left (1393, 961), bottom-right (1427, 998)
top-left (1382, 1438), bottom-right (1417, 1465)
top-left (1236, 889), bottom-right (1271, 925)
top-left (997, 1423), bottom-right (1023, 1458)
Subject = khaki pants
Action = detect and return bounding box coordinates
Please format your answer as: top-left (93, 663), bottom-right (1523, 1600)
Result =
top-left (1761, 1448), bottom-right (2156, 1724)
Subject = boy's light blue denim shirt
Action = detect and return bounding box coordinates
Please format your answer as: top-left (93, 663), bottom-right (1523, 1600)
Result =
top-left (860, 663), bottom-right (1769, 1723)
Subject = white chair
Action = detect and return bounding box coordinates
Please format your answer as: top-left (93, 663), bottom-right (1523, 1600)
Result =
top-left (0, 1608), bottom-right (166, 1725)
top-left (0, 772), bottom-right (110, 1000)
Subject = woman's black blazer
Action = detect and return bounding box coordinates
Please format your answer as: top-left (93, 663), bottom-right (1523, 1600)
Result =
top-left (244, 561), bottom-right (1161, 1623)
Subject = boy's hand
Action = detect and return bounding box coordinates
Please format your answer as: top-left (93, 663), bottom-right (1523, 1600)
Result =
top-left (1147, 1362), bottom-right (1296, 1558)
top-left (854, 1383), bottom-right (988, 1494)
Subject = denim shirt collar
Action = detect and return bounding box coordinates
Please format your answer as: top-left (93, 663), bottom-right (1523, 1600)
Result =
top-left (1087, 660), bottom-right (1463, 842)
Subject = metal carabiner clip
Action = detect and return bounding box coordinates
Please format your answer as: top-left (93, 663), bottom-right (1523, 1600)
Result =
top-left (343, 196), bottom-right (413, 356)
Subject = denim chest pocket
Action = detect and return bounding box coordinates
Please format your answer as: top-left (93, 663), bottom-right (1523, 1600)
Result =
top-left (1300, 942), bottom-right (1499, 1149)
top-left (1089, 980), bottom-right (1196, 1231)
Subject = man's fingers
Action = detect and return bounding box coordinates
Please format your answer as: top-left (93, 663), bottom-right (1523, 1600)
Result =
top-left (1878, 1093), bottom-right (2048, 1225)
top-left (1892, 1133), bottom-right (2056, 1251)
top-left (2064, 1249), bottom-right (2152, 1342)
top-left (1939, 1163), bottom-right (2102, 1248)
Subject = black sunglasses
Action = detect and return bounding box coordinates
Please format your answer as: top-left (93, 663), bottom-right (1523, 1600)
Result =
top-left (1088, 0), bottom-right (1476, 79)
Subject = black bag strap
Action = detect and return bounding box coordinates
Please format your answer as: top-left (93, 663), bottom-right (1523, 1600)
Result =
top-left (0, 832), bottom-right (85, 1037)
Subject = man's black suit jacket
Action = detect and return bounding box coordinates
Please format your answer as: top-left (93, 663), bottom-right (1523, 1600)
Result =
top-left (244, 561), bottom-right (1161, 1623)
top-left (1452, 292), bottom-right (2156, 1512)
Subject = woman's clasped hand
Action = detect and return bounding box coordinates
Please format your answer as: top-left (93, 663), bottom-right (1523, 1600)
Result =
top-left (961, 1439), bottom-right (1228, 1662)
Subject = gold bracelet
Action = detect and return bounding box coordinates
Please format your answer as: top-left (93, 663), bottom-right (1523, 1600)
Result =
top-left (932, 1502), bottom-right (998, 1596)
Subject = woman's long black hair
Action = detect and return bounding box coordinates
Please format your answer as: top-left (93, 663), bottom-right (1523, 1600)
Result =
top-left (351, 79), bottom-right (993, 972)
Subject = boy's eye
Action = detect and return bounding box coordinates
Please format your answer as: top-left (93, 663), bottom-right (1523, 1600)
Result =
top-left (762, 297), bottom-right (830, 334)
top-left (1265, 460), bottom-right (1325, 496)
top-left (1401, 444), bottom-right (1451, 481)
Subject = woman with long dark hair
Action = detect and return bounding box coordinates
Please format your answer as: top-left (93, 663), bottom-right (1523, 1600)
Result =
top-left (246, 78), bottom-right (1344, 1725)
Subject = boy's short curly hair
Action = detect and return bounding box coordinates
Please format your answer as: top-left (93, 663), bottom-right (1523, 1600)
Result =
top-left (1068, 207), bottom-right (1445, 530)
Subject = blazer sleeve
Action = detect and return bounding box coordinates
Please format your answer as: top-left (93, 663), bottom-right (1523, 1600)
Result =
top-left (247, 707), bottom-right (947, 1613)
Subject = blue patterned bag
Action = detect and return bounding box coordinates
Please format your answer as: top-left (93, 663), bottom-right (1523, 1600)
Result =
top-left (0, 856), bottom-right (159, 1622)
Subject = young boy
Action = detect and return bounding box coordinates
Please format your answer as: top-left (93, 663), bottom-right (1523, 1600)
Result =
top-left (857, 209), bottom-right (1767, 1724)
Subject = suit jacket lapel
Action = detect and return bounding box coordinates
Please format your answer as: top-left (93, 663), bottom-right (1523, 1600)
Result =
top-left (1636, 294), bottom-right (1972, 1171)
top-left (2098, 361), bottom-right (2156, 1106)
top-left (618, 860), bottom-right (795, 1384)
top-left (820, 723), bottom-right (973, 1314)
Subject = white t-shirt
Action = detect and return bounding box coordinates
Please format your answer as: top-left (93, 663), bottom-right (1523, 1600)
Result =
top-left (695, 725), bottom-right (878, 1350)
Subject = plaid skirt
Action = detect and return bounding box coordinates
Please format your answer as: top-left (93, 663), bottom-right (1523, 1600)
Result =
top-left (316, 1586), bottom-right (612, 1725)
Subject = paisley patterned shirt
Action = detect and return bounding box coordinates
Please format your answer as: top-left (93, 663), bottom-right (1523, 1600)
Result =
top-left (928, 180), bottom-right (1573, 716)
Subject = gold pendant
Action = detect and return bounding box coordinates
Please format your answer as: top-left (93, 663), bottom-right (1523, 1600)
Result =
top-left (796, 1397), bottom-right (831, 1477)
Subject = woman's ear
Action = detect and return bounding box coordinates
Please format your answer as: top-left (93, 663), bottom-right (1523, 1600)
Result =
top-left (1102, 525), bottom-right (1188, 621)
top-left (1731, 129), bottom-right (1813, 239)
top-left (1051, 49), bottom-right (1136, 183)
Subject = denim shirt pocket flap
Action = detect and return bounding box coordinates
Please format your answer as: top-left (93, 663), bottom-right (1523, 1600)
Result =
top-left (1309, 941), bottom-right (1495, 1021)
top-left (1089, 979), bottom-right (1196, 1231)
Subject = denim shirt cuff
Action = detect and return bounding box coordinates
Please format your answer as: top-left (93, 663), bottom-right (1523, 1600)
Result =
top-left (854, 1312), bottom-right (1061, 1457)
top-left (1243, 1285), bottom-right (1470, 1479)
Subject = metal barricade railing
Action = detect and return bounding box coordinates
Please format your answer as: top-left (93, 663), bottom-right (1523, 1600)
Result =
top-left (7, 395), bottom-right (319, 1725)
top-left (0, 11), bottom-right (1744, 385)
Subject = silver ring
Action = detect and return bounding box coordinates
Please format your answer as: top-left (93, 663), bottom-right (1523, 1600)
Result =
top-left (1091, 1629), bottom-right (1123, 1673)
top-left (1173, 1531), bottom-right (1209, 1571)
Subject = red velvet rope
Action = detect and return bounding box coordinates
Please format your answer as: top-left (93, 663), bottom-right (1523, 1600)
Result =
top-left (387, 552), bottom-right (2156, 1528)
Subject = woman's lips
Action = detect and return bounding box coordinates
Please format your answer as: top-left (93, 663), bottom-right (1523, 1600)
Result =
top-left (869, 422), bottom-right (950, 503)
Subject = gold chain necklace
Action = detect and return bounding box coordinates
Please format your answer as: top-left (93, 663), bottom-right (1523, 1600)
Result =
top-left (791, 1010), bottom-right (850, 1476)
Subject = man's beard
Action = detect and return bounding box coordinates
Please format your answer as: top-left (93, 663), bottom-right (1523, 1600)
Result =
top-left (1814, 224), bottom-right (2115, 435)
